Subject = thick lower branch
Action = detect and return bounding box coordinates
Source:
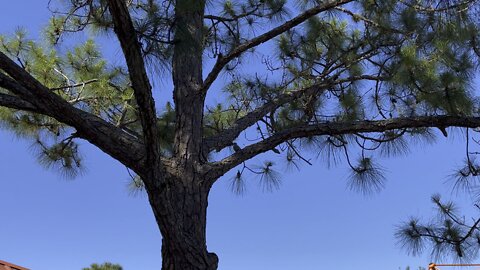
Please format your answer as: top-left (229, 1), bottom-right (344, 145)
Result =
top-left (211, 115), bottom-right (480, 177)
top-left (0, 93), bottom-right (40, 112)
top-left (0, 52), bottom-right (146, 173)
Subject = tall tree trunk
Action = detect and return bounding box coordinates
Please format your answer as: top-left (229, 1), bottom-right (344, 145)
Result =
top-left (151, 1), bottom-right (215, 269)
top-left (172, 0), bottom-right (206, 162)
top-left (146, 175), bottom-right (218, 270)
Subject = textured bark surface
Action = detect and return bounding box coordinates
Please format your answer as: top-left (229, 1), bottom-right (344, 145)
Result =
top-left (147, 174), bottom-right (218, 270)
top-left (172, 0), bottom-right (206, 163)
top-left (107, 0), bottom-right (164, 184)
top-left (155, 2), bottom-right (217, 269)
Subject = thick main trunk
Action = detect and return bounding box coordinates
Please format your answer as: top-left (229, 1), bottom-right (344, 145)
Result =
top-left (150, 1), bottom-right (214, 269)
top-left (147, 176), bottom-right (218, 270)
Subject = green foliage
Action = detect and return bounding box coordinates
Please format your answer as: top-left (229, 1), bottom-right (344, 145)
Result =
top-left (403, 267), bottom-right (426, 270)
top-left (348, 157), bottom-right (385, 195)
top-left (230, 169), bottom-right (247, 195)
top-left (204, 102), bottom-right (244, 137)
top-left (156, 102), bottom-right (176, 155)
top-left (82, 262), bottom-right (122, 270)
top-left (0, 29), bottom-right (138, 176)
top-left (396, 194), bottom-right (480, 261)
top-left (257, 161), bottom-right (282, 192)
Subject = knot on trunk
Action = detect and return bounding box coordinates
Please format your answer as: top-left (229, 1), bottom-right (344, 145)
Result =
top-left (206, 252), bottom-right (218, 270)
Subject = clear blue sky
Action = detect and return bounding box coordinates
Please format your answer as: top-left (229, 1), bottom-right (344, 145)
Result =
top-left (1, 2), bottom-right (477, 270)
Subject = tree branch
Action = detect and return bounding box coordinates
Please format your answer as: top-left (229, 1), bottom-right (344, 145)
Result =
top-left (0, 51), bottom-right (146, 174)
top-left (204, 83), bottom-right (328, 152)
top-left (107, 0), bottom-right (162, 170)
top-left (50, 78), bottom-right (99, 91)
top-left (201, 0), bottom-right (354, 93)
top-left (0, 92), bottom-right (39, 112)
top-left (204, 74), bottom-right (388, 152)
top-left (210, 115), bottom-right (480, 177)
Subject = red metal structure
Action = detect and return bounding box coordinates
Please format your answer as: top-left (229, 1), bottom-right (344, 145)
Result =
top-left (0, 260), bottom-right (29, 270)
top-left (429, 263), bottom-right (480, 270)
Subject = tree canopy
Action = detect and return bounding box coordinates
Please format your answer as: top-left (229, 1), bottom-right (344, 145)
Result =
top-left (82, 262), bottom-right (123, 270)
top-left (3, 0), bottom-right (480, 269)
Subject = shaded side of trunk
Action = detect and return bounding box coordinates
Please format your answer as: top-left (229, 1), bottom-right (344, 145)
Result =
top-left (146, 174), bottom-right (218, 270)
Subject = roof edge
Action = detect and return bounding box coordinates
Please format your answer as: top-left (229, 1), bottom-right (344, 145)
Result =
top-left (0, 260), bottom-right (30, 270)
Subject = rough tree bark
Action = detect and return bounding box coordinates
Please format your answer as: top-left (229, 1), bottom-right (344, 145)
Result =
top-left (147, 174), bottom-right (218, 270)
top-left (152, 1), bottom-right (216, 269)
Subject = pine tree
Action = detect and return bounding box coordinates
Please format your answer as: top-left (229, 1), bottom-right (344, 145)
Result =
top-left (2, 0), bottom-right (480, 269)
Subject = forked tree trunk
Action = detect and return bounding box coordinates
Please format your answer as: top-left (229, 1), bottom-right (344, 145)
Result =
top-left (146, 175), bottom-right (218, 270)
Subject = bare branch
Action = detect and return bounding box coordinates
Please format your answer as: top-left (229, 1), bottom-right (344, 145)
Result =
top-left (211, 115), bottom-right (480, 178)
top-left (50, 78), bottom-right (99, 91)
top-left (201, 0), bottom-right (354, 93)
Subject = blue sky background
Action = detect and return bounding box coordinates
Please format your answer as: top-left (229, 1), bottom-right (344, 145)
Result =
top-left (1, 1), bottom-right (479, 270)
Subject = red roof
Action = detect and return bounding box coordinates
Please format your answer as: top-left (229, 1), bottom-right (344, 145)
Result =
top-left (0, 260), bottom-right (29, 270)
